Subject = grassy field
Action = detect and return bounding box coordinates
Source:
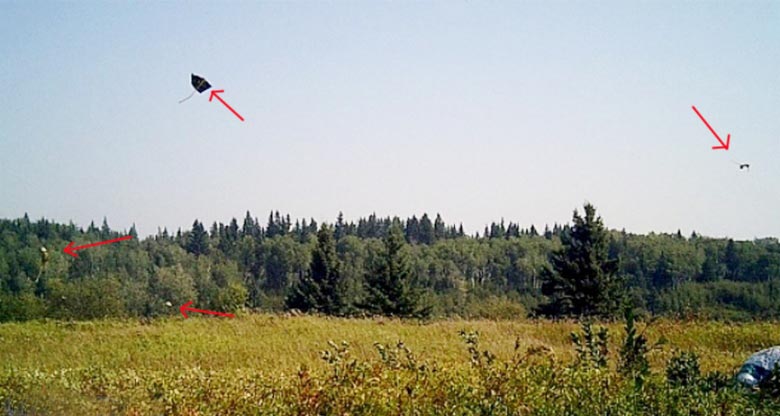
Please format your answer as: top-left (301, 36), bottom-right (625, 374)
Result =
top-left (2, 315), bottom-right (780, 414)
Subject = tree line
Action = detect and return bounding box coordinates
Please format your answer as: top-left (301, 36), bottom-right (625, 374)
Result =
top-left (1, 205), bottom-right (779, 321)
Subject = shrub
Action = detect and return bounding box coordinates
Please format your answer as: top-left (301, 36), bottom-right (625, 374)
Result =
top-left (463, 295), bottom-right (527, 320)
top-left (666, 351), bottom-right (701, 386)
top-left (618, 308), bottom-right (665, 386)
top-left (571, 321), bottom-right (609, 368)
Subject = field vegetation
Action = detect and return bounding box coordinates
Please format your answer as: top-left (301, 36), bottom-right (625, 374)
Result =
top-left (2, 315), bottom-right (780, 415)
top-left (2, 205), bottom-right (780, 413)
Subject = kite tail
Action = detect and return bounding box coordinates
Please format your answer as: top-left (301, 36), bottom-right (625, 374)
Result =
top-left (178, 91), bottom-right (196, 104)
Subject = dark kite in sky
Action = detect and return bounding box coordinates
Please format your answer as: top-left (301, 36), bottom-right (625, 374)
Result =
top-left (179, 73), bottom-right (212, 103)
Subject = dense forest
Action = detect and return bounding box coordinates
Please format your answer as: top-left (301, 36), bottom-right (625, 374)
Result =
top-left (1, 206), bottom-right (779, 322)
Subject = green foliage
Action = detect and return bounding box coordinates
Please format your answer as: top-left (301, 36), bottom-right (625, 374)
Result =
top-left (618, 308), bottom-right (665, 385)
top-left (571, 321), bottom-right (609, 368)
top-left (5, 317), bottom-right (780, 415)
top-left (462, 294), bottom-right (527, 320)
top-left (540, 203), bottom-right (626, 319)
top-left (459, 330), bottom-right (497, 368)
top-left (149, 265), bottom-right (197, 314)
top-left (0, 292), bottom-right (46, 321)
top-left (185, 220), bottom-right (209, 256)
top-left (363, 223), bottom-right (430, 318)
top-left (0, 209), bottom-right (779, 322)
top-left (701, 370), bottom-right (732, 392)
top-left (286, 225), bottom-right (350, 315)
top-left (666, 351), bottom-right (701, 386)
top-left (47, 277), bottom-right (126, 319)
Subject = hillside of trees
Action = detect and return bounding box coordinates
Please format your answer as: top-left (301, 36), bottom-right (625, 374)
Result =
top-left (1, 206), bottom-right (779, 322)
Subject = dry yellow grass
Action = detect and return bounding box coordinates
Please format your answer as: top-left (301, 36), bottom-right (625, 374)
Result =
top-left (2, 315), bottom-right (780, 414)
top-left (2, 314), bottom-right (777, 375)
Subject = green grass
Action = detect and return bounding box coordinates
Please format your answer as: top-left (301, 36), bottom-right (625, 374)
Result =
top-left (1, 315), bottom-right (780, 414)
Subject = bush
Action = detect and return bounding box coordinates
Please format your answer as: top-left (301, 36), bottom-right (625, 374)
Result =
top-left (666, 351), bottom-right (701, 386)
top-left (46, 278), bottom-right (126, 320)
top-left (462, 295), bottom-right (527, 320)
top-left (571, 321), bottom-right (609, 368)
top-left (619, 309), bottom-right (665, 386)
top-left (0, 293), bottom-right (46, 322)
top-left (700, 370), bottom-right (732, 392)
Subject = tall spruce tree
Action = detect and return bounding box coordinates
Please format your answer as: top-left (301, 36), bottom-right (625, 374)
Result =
top-left (405, 216), bottom-right (420, 243)
top-left (266, 212), bottom-right (278, 238)
top-left (286, 225), bottom-right (348, 315)
top-left (433, 214), bottom-right (446, 241)
top-left (100, 217), bottom-right (111, 239)
top-left (419, 214), bottom-right (435, 245)
top-left (242, 211), bottom-right (257, 238)
top-left (335, 212), bottom-right (346, 240)
top-left (538, 203), bottom-right (624, 319)
top-left (363, 223), bottom-right (429, 317)
top-left (186, 220), bottom-right (210, 256)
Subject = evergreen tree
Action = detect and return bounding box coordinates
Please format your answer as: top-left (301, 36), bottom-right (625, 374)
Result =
top-left (242, 211), bottom-right (258, 238)
top-left (538, 203), bottom-right (624, 319)
top-left (419, 214), bottom-right (435, 245)
top-left (405, 216), bottom-right (420, 243)
top-left (335, 212), bottom-right (346, 240)
top-left (293, 220), bottom-right (302, 241)
top-left (186, 220), bottom-right (210, 256)
top-left (356, 218), bottom-right (368, 238)
top-left (362, 224), bottom-right (429, 317)
top-left (100, 217), bottom-right (111, 239)
top-left (227, 218), bottom-right (239, 242)
top-left (266, 212), bottom-right (278, 238)
top-left (87, 220), bottom-right (98, 234)
top-left (366, 213), bottom-right (379, 238)
top-left (286, 225), bottom-right (348, 315)
top-left (433, 214), bottom-right (446, 241)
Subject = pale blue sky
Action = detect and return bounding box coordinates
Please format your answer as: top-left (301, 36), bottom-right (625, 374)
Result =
top-left (1, 1), bottom-right (778, 239)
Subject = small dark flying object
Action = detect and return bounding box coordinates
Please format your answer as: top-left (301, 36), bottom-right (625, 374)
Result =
top-left (191, 74), bottom-right (211, 93)
top-left (739, 164), bottom-right (750, 171)
top-left (178, 73), bottom-right (212, 103)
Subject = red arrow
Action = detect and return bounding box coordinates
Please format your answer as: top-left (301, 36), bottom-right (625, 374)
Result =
top-left (63, 235), bottom-right (133, 258)
top-left (691, 105), bottom-right (730, 150)
top-left (209, 89), bottom-right (244, 122)
top-left (179, 301), bottom-right (235, 319)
